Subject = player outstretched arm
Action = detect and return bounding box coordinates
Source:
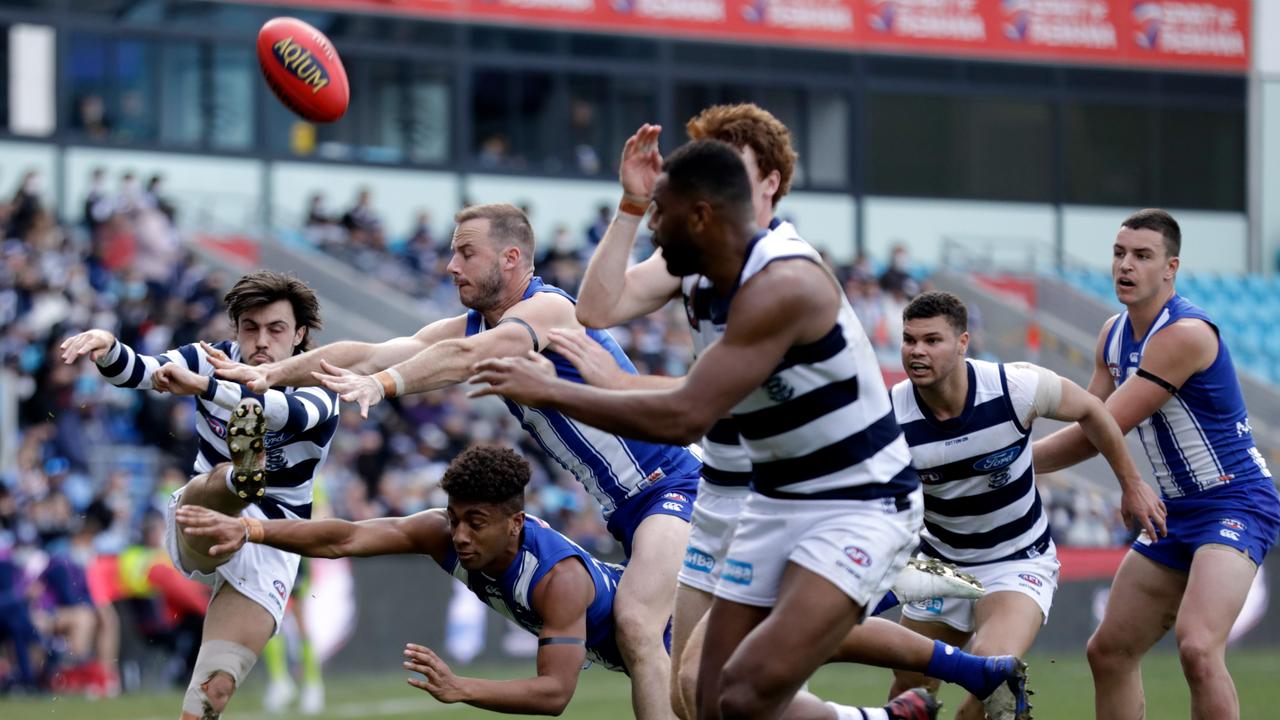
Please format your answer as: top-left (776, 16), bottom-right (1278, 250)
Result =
top-left (206, 314), bottom-right (469, 393)
top-left (402, 559), bottom-right (593, 715)
top-left (313, 291), bottom-right (580, 417)
top-left (1021, 362), bottom-right (1167, 539)
top-left (471, 260), bottom-right (831, 445)
top-left (576, 124), bottom-right (682, 329)
top-left (175, 506), bottom-right (451, 559)
top-left (60, 330), bottom-right (338, 434)
top-left (545, 329), bottom-right (680, 391)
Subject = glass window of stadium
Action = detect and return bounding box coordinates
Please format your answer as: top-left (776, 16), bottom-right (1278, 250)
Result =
top-left (264, 54), bottom-right (452, 165)
top-left (65, 33), bottom-right (158, 144)
top-left (867, 92), bottom-right (1053, 202)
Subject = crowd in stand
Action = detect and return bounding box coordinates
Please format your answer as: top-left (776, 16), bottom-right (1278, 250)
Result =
top-left (0, 172), bottom-right (1132, 697)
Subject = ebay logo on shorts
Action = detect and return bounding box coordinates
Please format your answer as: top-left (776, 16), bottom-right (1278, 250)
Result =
top-left (723, 559), bottom-right (754, 585)
top-left (684, 547), bottom-right (715, 574)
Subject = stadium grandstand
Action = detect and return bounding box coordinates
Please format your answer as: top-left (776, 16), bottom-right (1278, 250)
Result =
top-left (2, 1), bottom-right (1279, 719)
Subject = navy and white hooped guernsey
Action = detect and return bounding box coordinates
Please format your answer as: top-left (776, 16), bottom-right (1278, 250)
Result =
top-left (441, 515), bottom-right (627, 672)
top-left (892, 360), bottom-right (1051, 565)
top-left (680, 217), bottom-right (794, 489)
top-left (95, 339), bottom-right (339, 520)
top-left (465, 277), bottom-right (702, 518)
top-left (725, 228), bottom-right (918, 501)
top-left (1104, 294), bottom-right (1272, 499)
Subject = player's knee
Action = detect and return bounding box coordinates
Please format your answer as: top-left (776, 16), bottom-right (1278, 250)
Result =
top-left (718, 672), bottom-right (768, 720)
top-left (612, 610), bottom-right (658, 655)
top-left (675, 655), bottom-right (700, 718)
top-left (718, 655), bottom-right (786, 718)
top-left (1086, 627), bottom-right (1134, 673)
top-left (182, 640), bottom-right (258, 719)
top-left (1175, 629), bottom-right (1223, 682)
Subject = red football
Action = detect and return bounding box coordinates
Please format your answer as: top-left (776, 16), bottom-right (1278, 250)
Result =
top-left (257, 17), bottom-right (349, 123)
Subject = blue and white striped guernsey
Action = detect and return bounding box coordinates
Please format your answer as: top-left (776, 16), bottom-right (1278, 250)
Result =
top-left (893, 360), bottom-right (1051, 565)
top-left (1105, 294), bottom-right (1272, 499)
top-left (680, 217), bottom-right (793, 489)
top-left (728, 228), bottom-right (917, 501)
top-left (465, 278), bottom-right (703, 519)
top-left (441, 514), bottom-right (628, 672)
top-left (94, 339), bottom-right (339, 520)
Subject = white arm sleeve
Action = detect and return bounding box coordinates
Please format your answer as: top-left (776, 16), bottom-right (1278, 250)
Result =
top-left (1005, 362), bottom-right (1063, 426)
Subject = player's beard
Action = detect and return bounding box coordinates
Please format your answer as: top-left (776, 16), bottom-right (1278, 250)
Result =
top-left (459, 265), bottom-right (505, 312)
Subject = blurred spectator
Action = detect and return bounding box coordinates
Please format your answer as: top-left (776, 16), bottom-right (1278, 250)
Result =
top-left (8, 170), bottom-right (43, 241)
top-left (144, 175), bottom-right (176, 225)
top-left (585, 204), bottom-right (611, 248)
top-left (879, 242), bottom-right (919, 297)
top-left (83, 168), bottom-right (112, 235)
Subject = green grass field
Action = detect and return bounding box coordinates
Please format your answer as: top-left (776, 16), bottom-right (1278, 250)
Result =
top-left (4, 651), bottom-right (1277, 719)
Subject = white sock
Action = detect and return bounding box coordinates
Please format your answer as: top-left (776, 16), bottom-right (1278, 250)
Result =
top-left (224, 466), bottom-right (236, 493)
top-left (826, 702), bottom-right (888, 720)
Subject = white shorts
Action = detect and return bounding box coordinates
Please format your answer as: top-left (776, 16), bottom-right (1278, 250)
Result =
top-left (714, 489), bottom-right (924, 608)
top-left (901, 544), bottom-right (1061, 633)
top-left (677, 480), bottom-right (750, 594)
top-left (164, 486), bottom-right (300, 634)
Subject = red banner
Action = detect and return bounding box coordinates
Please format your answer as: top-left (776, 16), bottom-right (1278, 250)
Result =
top-left (255, 0), bottom-right (1250, 72)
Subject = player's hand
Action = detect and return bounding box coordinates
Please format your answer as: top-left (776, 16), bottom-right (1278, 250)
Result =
top-left (176, 506), bottom-right (248, 557)
top-left (546, 328), bottom-right (627, 389)
top-left (403, 643), bottom-right (468, 704)
top-left (59, 329), bottom-right (116, 364)
top-left (1120, 479), bottom-right (1168, 539)
top-left (205, 344), bottom-right (273, 393)
top-left (619, 123), bottom-right (662, 201)
top-left (313, 359), bottom-right (383, 418)
top-left (468, 352), bottom-right (557, 405)
top-left (152, 363), bottom-right (211, 396)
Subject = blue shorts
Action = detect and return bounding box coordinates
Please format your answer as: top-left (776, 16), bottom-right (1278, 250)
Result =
top-left (606, 475), bottom-right (698, 558)
top-left (1132, 479), bottom-right (1280, 572)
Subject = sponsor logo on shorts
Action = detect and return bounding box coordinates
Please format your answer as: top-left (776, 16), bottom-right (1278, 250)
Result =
top-left (913, 597), bottom-right (944, 614)
top-left (662, 501), bottom-right (687, 513)
top-left (1220, 529), bottom-right (1241, 542)
top-left (1018, 573), bottom-right (1043, 588)
top-left (974, 446), bottom-right (1020, 472)
top-left (722, 559), bottom-right (753, 585)
top-left (206, 416), bottom-right (227, 438)
top-left (1136, 529), bottom-right (1154, 546)
top-left (844, 546), bottom-right (872, 567)
top-left (918, 470), bottom-right (941, 485)
top-left (273, 580), bottom-right (287, 599)
top-left (684, 547), bottom-right (715, 574)
top-left (644, 468), bottom-right (667, 484)
top-left (1221, 518), bottom-right (1246, 532)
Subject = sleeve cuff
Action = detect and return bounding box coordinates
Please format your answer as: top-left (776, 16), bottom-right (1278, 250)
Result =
top-left (95, 340), bottom-right (122, 367)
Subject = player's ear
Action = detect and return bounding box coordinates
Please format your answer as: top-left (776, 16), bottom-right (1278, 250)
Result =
top-left (1166, 255), bottom-right (1179, 281)
top-left (294, 325), bottom-right (307, 350)
top-left (957, 331), bottom-right (970, 356)
top-left (762, 169), bottom-right (781, 200)
top-left (689, 200), bottom-right (711, 234)
top-left (510, 510), bottom-right (525, 536)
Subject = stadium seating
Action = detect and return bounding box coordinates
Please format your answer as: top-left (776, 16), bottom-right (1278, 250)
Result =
top-left (1059, 269), bottom-right (1280, 384)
